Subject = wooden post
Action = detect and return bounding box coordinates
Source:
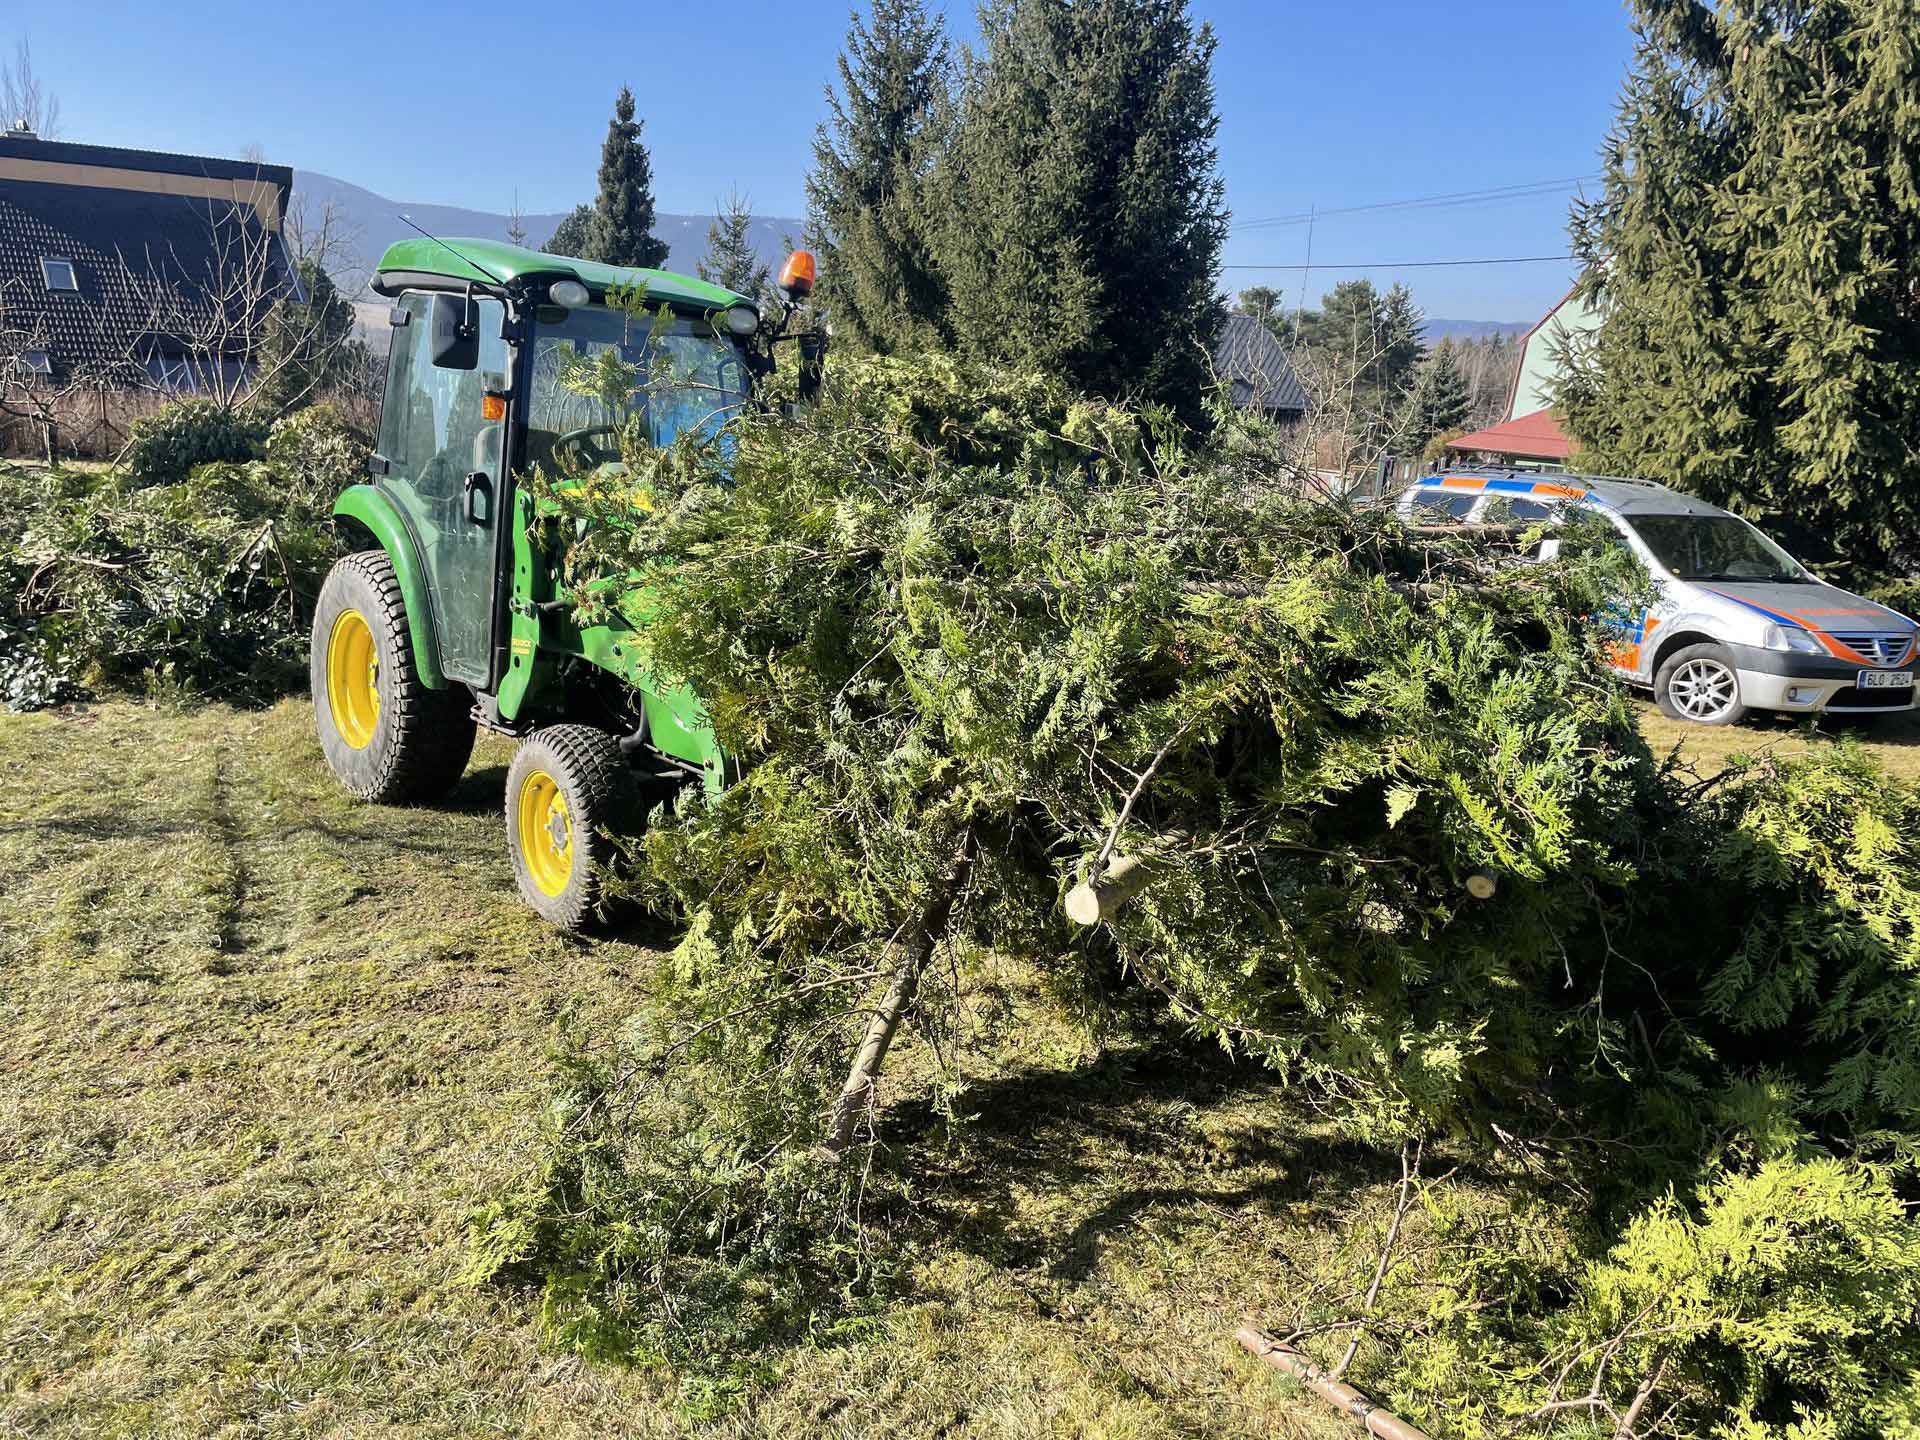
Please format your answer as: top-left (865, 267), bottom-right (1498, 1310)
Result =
top-left (820, 831), bottom-right (976, 1158)
top-left (1064, 854), bottom-right (1154, 926)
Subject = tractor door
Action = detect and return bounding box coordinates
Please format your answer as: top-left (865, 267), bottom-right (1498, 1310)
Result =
top-left (375, 293), bottom-right (511, 687)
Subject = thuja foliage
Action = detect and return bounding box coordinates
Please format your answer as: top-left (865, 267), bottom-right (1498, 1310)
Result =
top-left (124, 397), bottom-right (269, 488)
top-left (1377, 1151), bottom-right (1920, 1439)
top-left (0, 427), bottom-right (348, 710)
top-left (1561, 0), bottom-right (1920, 580)
top-left (467, 353), bottom-right (1920, 1424)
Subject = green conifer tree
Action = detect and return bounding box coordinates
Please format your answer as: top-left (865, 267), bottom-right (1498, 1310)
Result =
top-left (804, 0), bottom-right (952, 354)
top-left (697, 191), bottom-right (771, 301)
top-left (1562, 0), bottom-right (1920, 577)
top-left (588, 86), bottom-right (669, 269)
top-left (252, 256), bottom-right (353, 415)
top-left (546, 203), bottom-right (595, 258)
top-left (1401, 341), bottom-right (1473, 452)
top-left (1236, 285), bottom-right (1284, 332)
top-left (933, 0), bottom-right (1228, 424)
top-left (1376, 284), bottom-right (1426, 399)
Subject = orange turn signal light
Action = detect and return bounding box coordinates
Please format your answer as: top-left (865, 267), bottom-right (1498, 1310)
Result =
top-left (779, 249), bottom-right (816, 299)
top-left (482, 394), bottom-right (506, 421)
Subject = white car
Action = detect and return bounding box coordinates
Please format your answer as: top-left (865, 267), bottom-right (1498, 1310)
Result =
top-left (1396, 471), bottom-right (1919, 725)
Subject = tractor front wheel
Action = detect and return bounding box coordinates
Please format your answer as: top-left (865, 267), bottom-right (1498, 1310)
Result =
top-left (506, 726), bottom-right (633, 931)
top-left (311, 551), bottom-right (476, 802)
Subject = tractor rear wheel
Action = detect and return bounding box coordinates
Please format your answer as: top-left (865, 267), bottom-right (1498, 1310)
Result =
top-left (312, 551), bottom-right (476, 802)
top-left (506, 725), bottom-right (633, 931)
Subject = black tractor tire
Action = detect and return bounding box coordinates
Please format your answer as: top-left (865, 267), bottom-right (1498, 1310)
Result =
top-left (505, 725), bottom-right (635, 931)
top-left (312, 550), bottom-right (477, 802)
top-left (1654, 641), bottom-right (1749, 726)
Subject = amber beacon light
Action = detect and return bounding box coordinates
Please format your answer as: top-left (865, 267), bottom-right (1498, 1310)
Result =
top-left (778, 250), bottom-right (816, 301)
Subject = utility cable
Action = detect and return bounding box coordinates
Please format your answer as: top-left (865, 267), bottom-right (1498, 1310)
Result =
top-left (1223, 254), bottom-right (1575, 271)
top-left (1233, 175), bottom-right (1601, 231)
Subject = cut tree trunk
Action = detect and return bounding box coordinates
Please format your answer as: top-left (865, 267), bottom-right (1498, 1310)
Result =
top-left (820, 830), bottom-right (977, 1158)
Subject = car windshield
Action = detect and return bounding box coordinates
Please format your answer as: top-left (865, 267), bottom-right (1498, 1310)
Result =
top-left (1623, 513), bottom-right (1810, 583)
top-left (526, 304), bottom-right (751, 469)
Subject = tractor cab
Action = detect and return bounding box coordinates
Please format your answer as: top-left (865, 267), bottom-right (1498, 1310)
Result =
top-left (312, 236), bottom-right (821, 927)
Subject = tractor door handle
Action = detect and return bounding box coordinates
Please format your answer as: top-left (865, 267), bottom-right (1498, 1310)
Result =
top-left (463, 471), bottom-right (493, 526)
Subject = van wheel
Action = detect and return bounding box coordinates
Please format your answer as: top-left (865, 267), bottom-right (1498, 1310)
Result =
top-left (506, 726), bottom-right (634, 931)
top-left (312, 551), bottom-right (476, 801)
top-left (1655, 643), bottom-right (1748, 726)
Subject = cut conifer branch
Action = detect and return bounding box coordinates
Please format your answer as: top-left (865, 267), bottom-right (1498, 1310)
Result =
top-left (820, 829), bottom-right (977, 1158)
top-left (1064, 854), bottom-right (1156, 926)
top-left (1235, 1323), bottom-right (1435, 1440)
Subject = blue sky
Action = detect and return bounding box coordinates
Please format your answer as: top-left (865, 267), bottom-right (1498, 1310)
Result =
top-left (27, 0), bottom-right (1637, 321)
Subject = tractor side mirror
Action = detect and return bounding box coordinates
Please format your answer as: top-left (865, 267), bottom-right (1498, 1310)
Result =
top-left (428, 293), bottom-right (478, 370)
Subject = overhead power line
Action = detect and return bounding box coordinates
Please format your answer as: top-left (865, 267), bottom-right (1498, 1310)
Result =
top-left (1222, 254), bottom-right (1576, 271)
top-left (1232, 175), bottom-right (1602, 232)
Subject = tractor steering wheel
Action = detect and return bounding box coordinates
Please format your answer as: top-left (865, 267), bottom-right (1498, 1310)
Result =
top-left (552, 424), bottom-right (623, 470)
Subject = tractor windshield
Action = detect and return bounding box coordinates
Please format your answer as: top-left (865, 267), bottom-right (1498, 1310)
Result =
top-left (526, 303), bottom-right (751, 471)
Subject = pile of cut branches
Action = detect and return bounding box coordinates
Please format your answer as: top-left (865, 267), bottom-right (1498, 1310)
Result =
top-left (471, 355), bottom-right (1920, 1435)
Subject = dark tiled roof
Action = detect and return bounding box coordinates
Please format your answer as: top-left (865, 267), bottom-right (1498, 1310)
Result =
top-left (1213, 312), bottom-right (1307, 414)
top-left (0, 178), bottom-right (292, 379)
top-left (0, 132), bottom-right (293, 190)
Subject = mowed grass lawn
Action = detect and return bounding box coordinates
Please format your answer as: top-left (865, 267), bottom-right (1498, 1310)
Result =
top-left (0, 698), bottom-right (1372, 1439)
top-left (5, 692), bottom-right (1913, 1438)
top-left (1636, 696), bottom-right (1920, 781)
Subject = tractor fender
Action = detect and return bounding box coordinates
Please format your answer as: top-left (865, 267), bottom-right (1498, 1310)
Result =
top-left (332, 484), bottom-right (447, 690)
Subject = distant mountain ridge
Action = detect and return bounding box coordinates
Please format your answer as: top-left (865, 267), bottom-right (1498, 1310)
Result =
top-left (1426, 318), bottom-right (1532, 342)
top-left (293, 170), bottom-right (803, 286)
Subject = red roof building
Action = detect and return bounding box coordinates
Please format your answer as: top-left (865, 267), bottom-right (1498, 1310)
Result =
top-left (1443, 407), bottom-right (1573, 464)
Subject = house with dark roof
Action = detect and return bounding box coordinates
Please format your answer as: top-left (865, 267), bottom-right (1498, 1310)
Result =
top-left (0, 128), bottom-right (295, 398)
top-left (1213, 312), bottom-right (1307, 423)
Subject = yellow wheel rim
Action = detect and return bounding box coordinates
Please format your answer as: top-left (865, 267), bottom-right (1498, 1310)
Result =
top-left (326, 608), bottom-right (380, 750)
top-left (516, 769), bottom-right (574, 897)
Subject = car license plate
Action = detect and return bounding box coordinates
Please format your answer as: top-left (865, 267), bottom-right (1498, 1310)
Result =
top-left (1859, 669), bottom-right (1912, 690)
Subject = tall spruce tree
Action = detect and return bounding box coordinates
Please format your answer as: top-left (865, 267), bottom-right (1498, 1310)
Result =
top-left (804, 0), bottom-right (952, 354)
top-left (698, 191), bottom-right (771, 301)
top-left (933, 0), bottom-right (1228, 423)
top-left (588, 86), bottom-right (669, 269)
top-left (1562, 0), bottom-right (1920, 577)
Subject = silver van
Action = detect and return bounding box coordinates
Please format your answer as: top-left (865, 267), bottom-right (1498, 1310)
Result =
top-left (1396, 471), bottom-right (1918, 725)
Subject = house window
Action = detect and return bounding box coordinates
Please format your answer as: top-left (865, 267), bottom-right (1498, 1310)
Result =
top-left (18, 350), bottom-right (52, 375)
top-left (40, 257), bottom-right (77, 291)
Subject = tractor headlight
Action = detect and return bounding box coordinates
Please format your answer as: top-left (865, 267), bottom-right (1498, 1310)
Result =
top-left (1762, 622), bottom-right (1824, 655)
top-left (723, 303), bottom-right (760, 337)
top-left (549, 279), bottom-right (590, 308)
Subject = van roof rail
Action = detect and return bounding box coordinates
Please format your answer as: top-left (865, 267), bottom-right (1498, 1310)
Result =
top-left (1426, 466), bottom-right (1671, 490)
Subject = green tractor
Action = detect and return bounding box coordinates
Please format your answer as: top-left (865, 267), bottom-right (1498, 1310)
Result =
top-left (311, 237), bottom-right (823, 928)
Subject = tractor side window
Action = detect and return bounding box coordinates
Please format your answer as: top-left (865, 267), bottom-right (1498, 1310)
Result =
top-left (389, 294), bottom-right (508, 500)
top-left (376, 292), bottom-right (510, 688)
